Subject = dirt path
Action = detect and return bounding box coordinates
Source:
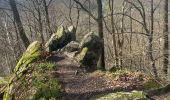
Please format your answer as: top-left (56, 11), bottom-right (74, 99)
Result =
top-left (47, 53), bottom-right (149, 100)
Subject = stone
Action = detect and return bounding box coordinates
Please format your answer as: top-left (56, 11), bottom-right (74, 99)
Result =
top-left (95, 91), bottom-right (147, 100)
top-left (75, 32), bottom-right (103, 71)
top-left (76, 32), bottom-right (103, 70)
top-left (75, 47), bottom-right (88, 62)
top-left (15, 41), bottom-right (42, 75)
top-left (79, 32), bottom-right (103, 56)
top-left (45, 25), bottom-right (77, 52)
top-left (45, 26), bottom-right (66, 52)
top-left (61, 41), bottom-right (79, 53)
top-left (67, 25), bottom-right (76, 41)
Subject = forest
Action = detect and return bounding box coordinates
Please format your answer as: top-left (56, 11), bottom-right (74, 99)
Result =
top-left (0, 0), bottom-right (170, 100)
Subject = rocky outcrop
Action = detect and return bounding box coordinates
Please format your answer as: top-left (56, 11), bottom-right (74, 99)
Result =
top-left (45, 25), bottom-right (102, 71)
top-left (76, 32), bottom-right (103, 71)
top-left (15, 41), bottom-right (42, 75)
top-left (45, 26), bottom-right (66, 52)
top-left (45, 25), bottom-right (76, 52)
top-left (3, 41), bottom-right (43, 100)
top-left (66, 26), bottom-right (76, 42)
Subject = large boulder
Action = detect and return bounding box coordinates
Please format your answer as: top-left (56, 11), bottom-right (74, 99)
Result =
top-left (45, 26), bottom-right (66, 52)
top-left (15, 41), bottom-right (42, 74)
top-left (76, 32), bottom-right (103, 71)
top-left (45, 25), bottom-right (76, 52)
top-left (79, 32), bottom-right (103, 53)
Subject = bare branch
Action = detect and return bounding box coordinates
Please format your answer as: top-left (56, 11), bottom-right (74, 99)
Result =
top-left (72, 0), bottom-right (97, 21)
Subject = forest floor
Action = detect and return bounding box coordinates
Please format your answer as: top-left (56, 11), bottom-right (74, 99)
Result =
top-left (47, 53), bottom-right (169, 100)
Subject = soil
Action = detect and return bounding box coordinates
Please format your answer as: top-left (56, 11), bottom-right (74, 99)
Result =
top-left (47, 53), bottom-right (170, 100)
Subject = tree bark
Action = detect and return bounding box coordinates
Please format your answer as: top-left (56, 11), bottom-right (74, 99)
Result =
top-left (43, 0), bottom-right (53, 36)
top-left (150, 0), bottom-right (158, 78)
top-left (9, 0), bottom-right (30, 48)
top-left (163, 0), bottom-right (169, 76)
top-left (73, 0), bottom-right (105, 70)
top-left (96, 0), bottom-right (105, 70)
top-left (109, 0), bottom-right (119, 67)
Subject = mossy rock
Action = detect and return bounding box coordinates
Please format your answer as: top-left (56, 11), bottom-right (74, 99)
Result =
top-left (75, 47), bottom-right (88, 62)
top-left (95, 90), bottom-right (147, 100)
top-left (46, 25), bottom-right (76, 52)
top-left (0, 77), bottom-right (8, 95)
top-left (79, 32), bottom-right (102, 52)
top-left (45, 26), bottom-right (66, 52)
top-left (77, 32), bottom-right (102, 70)
top-left (14, 41), bottom-right (42, 74)
top-left (3, 61), bottom-right (61, 100)
top-left (67, 25), bottom-right (76, 41)
top-left (3, 41), bottom-right (43, 100)
top-left (56, 26), bottom-right (65, 39)
top-left (62, 26), bottom-right (76, 49)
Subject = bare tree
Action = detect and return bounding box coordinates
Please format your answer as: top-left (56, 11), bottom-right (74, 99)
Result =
top-left (96, 0), bottom-right (105, 70)
top-left (42, 0), bottom-right (53, 36)
top-left (163, 0), bottom-right (169, 76)
top-left (73, 0), bottom-right (105, 70)
top-left (9, 0), bottom-right (30, 48)
top-left (125, 0), bottom-right (158, 78)
top-left (109, 0), bottom-right (119, 67)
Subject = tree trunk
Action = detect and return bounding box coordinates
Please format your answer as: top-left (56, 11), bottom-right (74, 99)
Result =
top-left (9, 0), bottom-right (30, 48)
top-left (42, 0), bottom-right (52, 37)
top-left (163, 0), bottom-right (169, 76)
top-left (96, 0), bottom-right (105, 70)
top-left (109, 0), bottom-right (119, 67)
top-left (37, 5), bottom-right (45, 44)
top-left (150, 0), bottom-right (158, 78)
top-left (88, 0), bottom-right (91, 32)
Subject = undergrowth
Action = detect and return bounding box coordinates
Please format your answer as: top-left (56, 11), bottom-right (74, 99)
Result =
top-left (4, 61), bottom-right (61, 100)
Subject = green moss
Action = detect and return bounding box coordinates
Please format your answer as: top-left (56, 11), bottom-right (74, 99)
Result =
top-left (143, 79), bottom-right (161, 90)
top-left (76, 47), bottom-right (88, 62)
top-left (112, 69), bottom-right (130, 77)
top-left (38, 62), bottom-right (55, 70)
top-left (30, 62), bottom-right (61, 100)
top-left (95, 90), bottom-right (147, 100)
top-left (67, 25), bottom-right (75, 33)
top-left (3, 41), bottom-right (43, 100)
top-left (96, 91), bottom-right (147, 100)
top-left (109, 67), bottom-right (121, 73)
top-left (15, 41), bottom-right (42, 73)
top-left (0, 78), bottom-right (7, 85)
top-left (33, 79), bottom-right (61, 100)
top-left (56, 26), bottom-right (64, 39)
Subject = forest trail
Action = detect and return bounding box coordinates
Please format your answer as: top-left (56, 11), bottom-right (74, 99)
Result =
top-left (47, 53), bottom-right (148, 100)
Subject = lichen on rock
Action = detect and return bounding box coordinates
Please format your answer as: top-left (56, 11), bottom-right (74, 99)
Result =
top-left (66, 25), bottom-right (76, 41)
top-left (95, 90), bottom-right (147, 100)
top-left (75, 47), bottom-right (88, 62)
top-left (45, 25), bottom-right (76, 52)
top-left (76, 32), bottom-right (102, 70)
top-left (3, 41), bottom-right (43, 100)
top-left (15, 41), bottom-right (42, 74)
top-left (46, 26), bottom-right (66, 52)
